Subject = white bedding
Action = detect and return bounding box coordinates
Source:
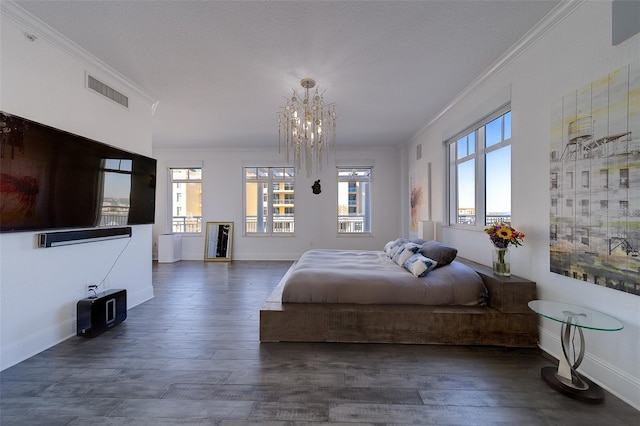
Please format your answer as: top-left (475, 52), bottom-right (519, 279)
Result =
top-left (281, 249), bottom-right (488, 306)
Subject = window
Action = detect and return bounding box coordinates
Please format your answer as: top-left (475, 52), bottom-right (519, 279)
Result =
top-left (170, 168), bottom-right (202, 233)
top-left (620, 168), bottom-right (629, 188)
top-left (244, 167), bottom-right (294, 234)
top-left (566, 172), bottom-right (573, 189)
top-left (600, 169), bottom-right (609, 188)
top-left (581, 230), bottom-right (589, 246)
top-left (581, 171), bottom-right (589, 188)
top-left (447, 107), bottom-right (511, 227)
top-left (581, 199), bottom-right (589, 216)
top-left (337, 167), bottom-right (372, 234)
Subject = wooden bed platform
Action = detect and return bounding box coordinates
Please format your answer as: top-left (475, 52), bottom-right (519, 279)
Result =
top-left (260, 257), bottom-right (538, 347)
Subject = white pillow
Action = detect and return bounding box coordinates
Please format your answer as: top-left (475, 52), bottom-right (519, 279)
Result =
top-left (403, 254), bottom-right (438, 277)
top-left (395, 243), bottom-right (422, 266)
top-left (387, 239), bottom-right (406, 258)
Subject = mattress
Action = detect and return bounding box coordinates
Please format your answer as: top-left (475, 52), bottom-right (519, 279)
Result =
top-left (281, 249), bottom-right (488, 306)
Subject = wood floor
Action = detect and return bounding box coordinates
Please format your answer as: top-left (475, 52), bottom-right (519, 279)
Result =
top-left (1, 260), bottom-right (638, 425)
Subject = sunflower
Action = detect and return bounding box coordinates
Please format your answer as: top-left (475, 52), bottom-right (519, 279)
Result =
top-left (497, 227), bottom-right (513, 240)
top-left (484, 222), bottom-right (525, 247)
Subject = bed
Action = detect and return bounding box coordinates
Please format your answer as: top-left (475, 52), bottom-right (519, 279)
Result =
top-left (260, 240), bottom-right (538, 347)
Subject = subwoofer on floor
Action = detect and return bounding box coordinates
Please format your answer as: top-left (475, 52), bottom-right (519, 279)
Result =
top-left (77, 289), bottom-right (127, 337)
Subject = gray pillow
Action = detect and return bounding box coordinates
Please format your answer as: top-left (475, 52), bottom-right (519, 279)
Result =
top-left (409, 238), bottom-right (428, 245)
top-left (418, 241), bottom-right (457, 268)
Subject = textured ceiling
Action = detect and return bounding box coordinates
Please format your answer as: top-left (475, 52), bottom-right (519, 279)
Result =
top-left (13, 0), bottom-right (560, 150)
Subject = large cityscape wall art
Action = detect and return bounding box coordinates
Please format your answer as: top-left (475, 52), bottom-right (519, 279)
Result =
top-left (549, 61), bottom-right (639, 295)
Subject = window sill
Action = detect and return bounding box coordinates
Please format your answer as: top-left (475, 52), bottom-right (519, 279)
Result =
top-left (244, 233), bottom-right (296, 237)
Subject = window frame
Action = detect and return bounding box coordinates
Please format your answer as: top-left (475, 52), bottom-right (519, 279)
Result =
top-left (168, 167), bottom-right (203, 234)
top-left (243, 166), bottom-right (295, 236)
top-left (446, 104), bottom-right (512, 229)
top-left (337, 166), bottom-right (373, 235)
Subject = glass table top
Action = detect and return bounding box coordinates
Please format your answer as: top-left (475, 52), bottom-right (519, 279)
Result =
top-left (528, 300), bottom-right (624, 331)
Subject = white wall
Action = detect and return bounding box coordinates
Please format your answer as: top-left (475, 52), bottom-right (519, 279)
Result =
top-left (152, 147), bottom-right (401, 260)
top-left (406, 2), bottom-right (640, 409)
top-left (0, 5), bottom-right (155, 370)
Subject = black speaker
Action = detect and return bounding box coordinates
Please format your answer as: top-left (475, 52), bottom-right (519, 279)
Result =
top-left (77, 289), bottom-right (127, 337)
top-left (38, 227), bottom-right (132, 248)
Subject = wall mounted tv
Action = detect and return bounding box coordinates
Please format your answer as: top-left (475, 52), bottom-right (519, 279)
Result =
top-left (0, 111), bottom-right (156, 233)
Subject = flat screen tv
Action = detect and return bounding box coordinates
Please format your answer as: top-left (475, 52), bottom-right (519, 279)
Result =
top-left (0, 111), bottom-right (156, 233)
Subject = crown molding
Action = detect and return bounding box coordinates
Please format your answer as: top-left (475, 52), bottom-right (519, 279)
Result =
top-left (410, 0), bottom-right (585, 143)
top-left (1, 0), bottom-right (157, 106)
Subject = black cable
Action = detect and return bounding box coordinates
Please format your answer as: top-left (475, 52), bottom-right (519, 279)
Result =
top-left (97, 236), bottom-right (132, 290)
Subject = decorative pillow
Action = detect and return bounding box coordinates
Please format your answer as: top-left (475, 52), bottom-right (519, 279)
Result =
top-left (383, 240), bottom-right (395, 255)
top-left (391, 244), bottom-right (407, 263)
top-left (394, 242), bottom-right (422, 266)
top-left (403, 253), bottom-right (438, 277)
top-left (418, 241), bottom-right (457, 268)
top-left (387, 238), bottom-right (407, 258)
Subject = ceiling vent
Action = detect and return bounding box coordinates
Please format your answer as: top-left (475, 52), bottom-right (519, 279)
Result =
top-left (87, 74), bottom-right (129, 108)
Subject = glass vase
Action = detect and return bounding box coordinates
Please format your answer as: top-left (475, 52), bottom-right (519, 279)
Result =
top-left (492, 247), bottom-right (511, 276)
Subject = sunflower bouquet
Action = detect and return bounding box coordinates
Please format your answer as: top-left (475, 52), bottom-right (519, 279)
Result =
top-left (484, 222), bottom-right (525, 249)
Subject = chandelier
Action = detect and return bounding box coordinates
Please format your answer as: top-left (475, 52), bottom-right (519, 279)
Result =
top-left (278, 78), bottom-right (337, 176)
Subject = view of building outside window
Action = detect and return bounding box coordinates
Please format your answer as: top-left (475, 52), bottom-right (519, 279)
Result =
top-left (170, 168), bottom-right (202, 233)
top-left (244, 167), bottom-right (295, 234)
top-left (337, 167), bottom-right (372, 233)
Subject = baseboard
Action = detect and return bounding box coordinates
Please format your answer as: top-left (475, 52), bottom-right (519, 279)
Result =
top-left (537, 327), bottom-right (640, 410)
top-left (0, 318), bottom-right (75, 371)
top-left (178, 251), bottom-right (299, 261)
top-left (233, 252), bottom-right (300, 261)
top-left (128, 285), bottom-right (154, 309)
top-left (0, 286), bottom-right (154, 372)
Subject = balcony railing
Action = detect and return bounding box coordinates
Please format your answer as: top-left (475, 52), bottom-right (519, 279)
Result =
top-left (245, 216), bottom-right (294, 233)
top-left (172, 216), bottom-right (203, 233)
top-left (338, 215), bottom-right (368, 233)
top-left (272, 199), bottom-right (295, 205)
top-left (99, 214), bottom-right (129, 227)
top-left (485, 214), bottom-right (511, 225)
top-left (100, 206), bottom-right (129, 226)
top-left (456, 214), bottom-right (511, 226)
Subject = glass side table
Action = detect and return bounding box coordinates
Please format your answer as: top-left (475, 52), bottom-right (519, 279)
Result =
top-left (528, 300), bottom-right (623, 404)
